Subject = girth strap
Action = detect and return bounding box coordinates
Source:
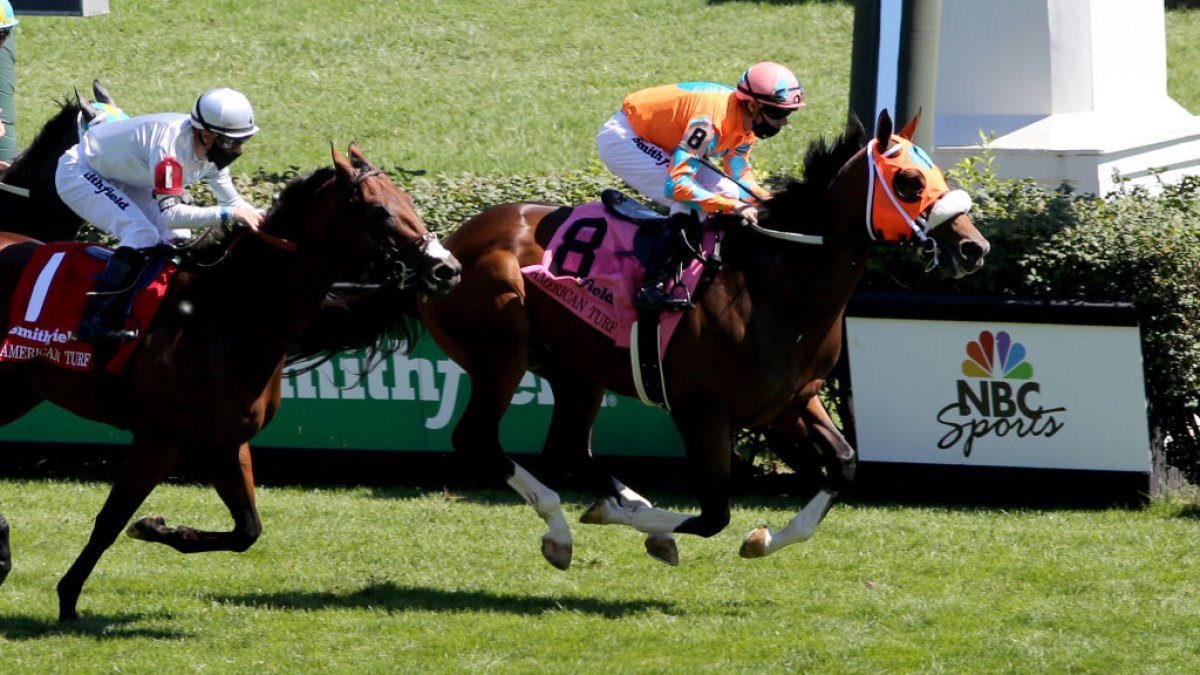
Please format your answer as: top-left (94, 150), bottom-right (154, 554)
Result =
top-left (630, 311), bottom-right (670, 410)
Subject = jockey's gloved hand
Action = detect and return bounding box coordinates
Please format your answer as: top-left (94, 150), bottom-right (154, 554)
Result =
top-left (734, 203), bottom-right (759, 225)
top-left (231, 204), bottom-right (262, 229)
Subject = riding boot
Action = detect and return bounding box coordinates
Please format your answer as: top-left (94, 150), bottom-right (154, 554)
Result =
top-left (635, 275), bottom-right (692, 311)
top-left (635, 212), bottom-right (697, 312)
top-left (76, 246), bottom-right (146, 342)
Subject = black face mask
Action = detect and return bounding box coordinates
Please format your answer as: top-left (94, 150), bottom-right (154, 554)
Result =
top-left (207, 143), bottom-right (241, 170)
top-left (752, 117), bottom-right (782, 139)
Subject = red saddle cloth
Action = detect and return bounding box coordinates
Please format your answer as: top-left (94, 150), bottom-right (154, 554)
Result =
top-left (519, 202), bottom-right (717, 358)
top-left (0, 242), bottom-right (176, 374)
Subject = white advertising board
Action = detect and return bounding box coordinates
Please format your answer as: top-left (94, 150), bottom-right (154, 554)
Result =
top-left (845, 316), bottom-right (1151, 472)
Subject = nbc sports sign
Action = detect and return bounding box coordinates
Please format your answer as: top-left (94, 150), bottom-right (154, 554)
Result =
top-left (844, 293), bottom-right (1151, 473)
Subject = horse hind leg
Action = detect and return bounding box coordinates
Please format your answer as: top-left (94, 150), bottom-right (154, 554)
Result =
top-left (537, 366), bottom-right (681, 566)
top-left (583, 411), bottom-right (735, 562)
top-left (126, 442), bottom-right (262, 553)
top-left (741, 396), bottom-right (852, 558)
top-left (450, 339), bottom-right (573, 569)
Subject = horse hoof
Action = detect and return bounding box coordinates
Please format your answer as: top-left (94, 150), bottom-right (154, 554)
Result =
top-left (541, 537), bottom-right (572, 571)
top-left (644, 535), bottom-right (679, 566)
top-left (125, 514), bottom-right (166, 540)
top-left (579, 500), bottom-right (606, 525)
top-left (739, 527), bottom-right (771, 559)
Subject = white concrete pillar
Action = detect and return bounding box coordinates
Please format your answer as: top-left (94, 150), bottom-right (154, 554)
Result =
top-left (933, 0), bottom-right (1200, 196)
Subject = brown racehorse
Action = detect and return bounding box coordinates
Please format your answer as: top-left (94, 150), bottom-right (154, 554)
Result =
top-left (417, 111), bottom-right (989, 570)
top-left (0, 81), bottom-right (124, 242)
top-left (0, 144), bottom-right (460, 620)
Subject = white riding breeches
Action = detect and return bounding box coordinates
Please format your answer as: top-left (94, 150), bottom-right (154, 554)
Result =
top-left (55, 146), bottom-right (176, 248)
top-left (596, 110), bottom-right (742, 215)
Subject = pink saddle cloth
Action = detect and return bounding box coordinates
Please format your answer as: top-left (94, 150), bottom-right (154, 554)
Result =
top-left (0, 242), bottom-right (176, 374)
top-left (520, 202), bottom-right (716, 357)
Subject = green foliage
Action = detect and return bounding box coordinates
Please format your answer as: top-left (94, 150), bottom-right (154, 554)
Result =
top-left (406, 162), bottom-right (617, 234)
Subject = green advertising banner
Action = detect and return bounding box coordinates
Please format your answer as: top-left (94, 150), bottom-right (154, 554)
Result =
top-left (0, 341), bottom-right (685, 457)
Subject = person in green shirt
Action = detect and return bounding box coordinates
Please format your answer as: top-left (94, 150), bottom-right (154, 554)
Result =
top-left (0, 0), bottom-right (18, 167)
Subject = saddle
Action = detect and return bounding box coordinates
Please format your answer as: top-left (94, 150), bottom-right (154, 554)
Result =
top-left (599, 190), bottom-right (718, 410)
top-left (601, 188), bottom-right (667, 227)
top-left (0, 242), bottom-right (177, 374)
top-left (601, 189), bottom-right (700, 283)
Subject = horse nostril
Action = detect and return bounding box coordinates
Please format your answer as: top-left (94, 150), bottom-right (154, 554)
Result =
top-left (433, 263), bottom-right (460, 282)
top-left (961, 240), bottom-right (987, 262)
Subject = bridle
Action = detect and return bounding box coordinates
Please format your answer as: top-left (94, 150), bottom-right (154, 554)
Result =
top-left (346, 166), bottom-right (444, 290)
top-left (703, 141), bottom-right (970, 271)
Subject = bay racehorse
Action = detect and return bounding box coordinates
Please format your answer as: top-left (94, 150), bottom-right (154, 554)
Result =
top-left (0, 81), bottom-right (124, 242)
top-left (0, 144), bottom-right (460, 620)
top-left (417, 111), bottom-right (989, 569)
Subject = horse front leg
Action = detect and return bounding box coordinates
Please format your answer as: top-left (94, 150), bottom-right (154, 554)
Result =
top-left (57, 433), bottom-right (179, 621)
top-left (583, 409), bottom-right (733, 558)
top-left (0, 380), bottom-right (45, 587)
top-left (741, 394), bottom-right (853, 558)
top-left (0, 512), bottom-right (11, 586)
top-left (126, 442), bottom-right (262, 553)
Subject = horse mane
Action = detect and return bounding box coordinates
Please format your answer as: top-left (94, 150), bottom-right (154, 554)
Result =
top-left (171, 167), bottom-right (339, 264)
top-left (3, 98), bottom-right (86, 186)
top-left (763, 116), bottom-right (868, 228)
top-left (264, 166), bottom-right (337, 227)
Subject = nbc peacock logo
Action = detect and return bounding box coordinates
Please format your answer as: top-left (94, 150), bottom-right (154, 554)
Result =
top-left (936, 330), bottom-right (1066, 457)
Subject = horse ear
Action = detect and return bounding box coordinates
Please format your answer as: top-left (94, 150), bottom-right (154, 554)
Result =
top-left (331, 142), bottom-right (352, 176)
top-left (347, 142), bottom-right (373, 171)
top-left (897, 108), bottom-right (922, 141)
top-left (92, 80), bottom-right (115, 106)
top-left (875, 109), bottom-right (894, 146)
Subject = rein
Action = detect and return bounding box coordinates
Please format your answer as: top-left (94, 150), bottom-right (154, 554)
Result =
top-left (249, 227), bottom-right (300, 253)
top-left (0, 182), bottom-right (30, 198)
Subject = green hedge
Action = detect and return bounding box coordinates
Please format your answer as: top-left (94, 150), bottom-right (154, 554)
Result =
top-left (207, 155), bottom-right (1200, 483)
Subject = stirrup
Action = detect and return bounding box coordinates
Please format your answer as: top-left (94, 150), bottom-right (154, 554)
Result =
top-left (635, 283), bottom-right (692, 311)
top-left (75, 317), bottom-right (138, 343)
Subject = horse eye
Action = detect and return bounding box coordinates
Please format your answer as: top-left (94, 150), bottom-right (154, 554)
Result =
top-left (368, 205), bottom-right (393, 224)
top-left (893, 169), bottom-right (925, 202)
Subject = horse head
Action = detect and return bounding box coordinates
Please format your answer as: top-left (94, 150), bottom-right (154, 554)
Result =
top-left (0, 80), bottom-right (128, 242)
top-left (830, 109), bottom-right (990, 278)
top-left (325, 143), bottom-right (460, 297)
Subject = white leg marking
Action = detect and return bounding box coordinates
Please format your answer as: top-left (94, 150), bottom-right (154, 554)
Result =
top-left (746, 489), bottom-right (836, 556)
top-left (616, 483), bottom-right (680, 542)
top-left (588, 485), bottom-right (691, 535)
top-left (507, 462), bottom-right (572, 546)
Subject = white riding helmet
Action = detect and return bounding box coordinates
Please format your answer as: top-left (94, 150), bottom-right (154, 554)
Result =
top-left (190, 87), bottom-right (259, 139)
